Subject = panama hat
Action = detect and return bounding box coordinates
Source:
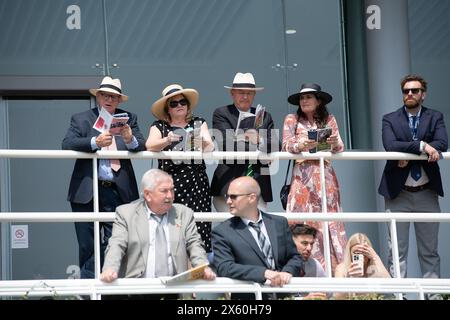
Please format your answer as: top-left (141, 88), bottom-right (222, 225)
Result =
top-left (151, 84), bottom-right (199, 120)
top-left (288, 83), bottom-right (332, 105)
top-left (224, 72), bottom-right (264, 91)
top-left (89, 76), bottom-right (129, 102)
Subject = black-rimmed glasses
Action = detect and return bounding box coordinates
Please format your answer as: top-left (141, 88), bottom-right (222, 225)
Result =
top-left (99, 91), bottom-right (120, 101)
top-left (169, 99), bottom-right (188, 108)
top-left (402, 88), bottom-right (423, 95)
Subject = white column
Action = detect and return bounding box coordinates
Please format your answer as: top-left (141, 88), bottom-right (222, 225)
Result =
top-left (364, 0), bottom-right (411, 279)
top-left (365, 0), bottom-right (410, 210)
top-left (365, 0), bottom-right (410, 151)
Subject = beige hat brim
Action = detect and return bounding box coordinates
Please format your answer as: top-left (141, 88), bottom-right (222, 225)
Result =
top-left (151, 88), bottom-right (199, 120)
top-left (224, 86), bottom-right (264, 91)
top-left (90, 88), bottom-right (129, 102)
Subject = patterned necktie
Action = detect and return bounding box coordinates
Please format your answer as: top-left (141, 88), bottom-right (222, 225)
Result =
top-left (106, 136), bottom-right (121, 172)
top-left (409, 115), bottom-right (421, 181)
top-left (411, 162), bottom-right (422, 181)
top-left (152, 214), bottom-right (169, 277)
top-left (246, 164), bottom-right (254, 177)
top-left (249, 221), bottom-right (274, 269)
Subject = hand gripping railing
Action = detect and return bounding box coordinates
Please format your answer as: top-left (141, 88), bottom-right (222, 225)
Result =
top-left (1, 149), bottom-right (449, 300)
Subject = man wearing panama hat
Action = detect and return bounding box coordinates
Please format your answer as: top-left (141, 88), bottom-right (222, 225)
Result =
top-left (62, 76), bottom-right (145, 279)
top-left (211, 72), bottom-right (278, 212)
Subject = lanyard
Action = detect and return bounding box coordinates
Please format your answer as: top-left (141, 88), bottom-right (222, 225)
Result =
top-left (407, 109), bottom-right (421, 141)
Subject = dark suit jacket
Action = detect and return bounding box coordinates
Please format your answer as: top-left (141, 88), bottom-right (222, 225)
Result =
top-left (212, 212), bottom-right (302, 283)
top-left (62, 107), bottom-right (145, 204)
top-left (378, 106), bottom-right (448, 199)
top-left (211, 104), bottom-right (280, 202)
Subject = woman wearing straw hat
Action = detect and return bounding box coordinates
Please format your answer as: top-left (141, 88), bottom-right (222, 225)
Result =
top-left (282, 83), bottom-right (347, 275)
top-left (146, 84), bottom-right (214, 253)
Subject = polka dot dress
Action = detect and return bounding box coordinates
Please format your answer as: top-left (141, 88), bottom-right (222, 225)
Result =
top-left (153, 117), bottom-right (212, 252)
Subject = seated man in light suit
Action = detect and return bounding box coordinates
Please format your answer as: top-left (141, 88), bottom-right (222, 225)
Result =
top-left (100, 169), bottom-right (215, 299)
top-left (212, 176), bottom-right (303, 299)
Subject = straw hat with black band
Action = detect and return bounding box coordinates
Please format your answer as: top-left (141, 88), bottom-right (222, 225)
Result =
top-left (151, 84), bottom-right (199, 121)
top-left (224, 72), bottom-right (264, 91)
top-left (89, 76), bottom-right (129, 102)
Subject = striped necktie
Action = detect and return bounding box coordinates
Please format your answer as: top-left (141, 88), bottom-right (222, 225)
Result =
top-left (249, 221), bottom-right (274, 269)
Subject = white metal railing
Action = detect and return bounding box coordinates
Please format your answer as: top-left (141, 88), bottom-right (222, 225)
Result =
top-left (1, 149), bottom-right (449, 300)
top-left (1, 277), bottom-right (450, 300)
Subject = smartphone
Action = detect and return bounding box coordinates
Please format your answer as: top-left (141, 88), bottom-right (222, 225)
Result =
top-left (352, 253), bottom-right (364, 275)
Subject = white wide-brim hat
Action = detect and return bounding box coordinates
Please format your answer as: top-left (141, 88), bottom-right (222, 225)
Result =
top-left (224, 72), bottom-right (264, 91)
top-left (89, 76), bottom-right (129, 102)
top-left (151, 84), bottom-right (199, 120)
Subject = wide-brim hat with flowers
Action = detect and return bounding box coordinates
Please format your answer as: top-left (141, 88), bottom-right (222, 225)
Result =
top-left (89, 76), bottom-right (129, 102)
top-left (288, 83), bottom-right (332, 105)
top-left (151, 84), bottom-right (199, 120)
top-left (224, 72), bottom-right (264, 91)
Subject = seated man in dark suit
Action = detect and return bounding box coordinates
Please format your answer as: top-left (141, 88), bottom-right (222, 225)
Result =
top-left (212, 176), bottom-right (303, 299)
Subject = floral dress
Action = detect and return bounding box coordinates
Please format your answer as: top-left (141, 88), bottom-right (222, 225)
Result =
top-left (282, 113), bottom-right (347, 274)
top-left (152, 116), bottom-right (212, 252)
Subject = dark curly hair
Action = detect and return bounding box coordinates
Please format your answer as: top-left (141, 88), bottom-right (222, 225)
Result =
top-left (401, 74), bottom-right (427, 92)
top-left (296, 94), bottom-right (329, 128)
top-left (289, 224), bottom-right (318, 238)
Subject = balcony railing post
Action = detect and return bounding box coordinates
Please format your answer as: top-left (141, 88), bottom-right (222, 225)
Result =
top-left (389, 217), bottom-right (404, 300)
top-left (319, 157), bottom-right (332, 277)
top-left (92, 157), bottom-right (101, 286)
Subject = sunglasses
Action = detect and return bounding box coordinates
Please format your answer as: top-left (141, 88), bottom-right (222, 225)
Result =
top-left (169, 99), bottom-right (188, 108)
top-left (225, 193), bottom-right (252, 200)
top-left (402, 88), bottom-right (423, 95)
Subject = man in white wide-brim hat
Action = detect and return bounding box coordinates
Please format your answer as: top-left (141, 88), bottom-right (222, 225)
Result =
top-left (62, 76), bottom-right (145, 279)
top-left (210, 72), bottom-right (278, 212)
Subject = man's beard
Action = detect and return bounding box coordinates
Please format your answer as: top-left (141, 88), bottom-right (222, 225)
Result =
top-left (404, 97), bottom-right (420, 109)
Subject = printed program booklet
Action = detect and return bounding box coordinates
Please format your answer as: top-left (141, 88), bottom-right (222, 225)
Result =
top-left (109, 113), bottom-right (129, 135)
top-left (235, 104), bottom-right (266, 139)
top-left (160, 263), bottom-right (209, 285)
top-left (307, 127), bottom-right (332, 153)
top-left (93, 110), bottom-right (129, 135)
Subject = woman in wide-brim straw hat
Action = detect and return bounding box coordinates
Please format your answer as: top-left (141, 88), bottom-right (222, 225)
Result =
top-left (146, 84), bottom-right (214, 253)
top-left (282, 83), bottom-right (347, 275)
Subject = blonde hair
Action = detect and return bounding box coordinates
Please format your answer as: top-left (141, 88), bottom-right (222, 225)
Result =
top-left (342, 233), bottom-right (374, 276)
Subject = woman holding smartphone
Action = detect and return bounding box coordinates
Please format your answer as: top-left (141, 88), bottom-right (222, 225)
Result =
top-left (282, 83), bottom-right (347, 275)
top-left (334, 233), bottom-right (390, 299)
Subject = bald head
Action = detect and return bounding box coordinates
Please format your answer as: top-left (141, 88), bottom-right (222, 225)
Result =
top-left (226, 177), bottom-right (261, 220)
top-left (229, 176), bottom-right (261, 197)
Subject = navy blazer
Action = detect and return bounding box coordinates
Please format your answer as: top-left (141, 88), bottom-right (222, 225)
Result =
top-left (210, 104), bottom-right (280, 202)
top-left (212, 212), bottom-right (303, 283)
top-left (378, 106), bottom-right (448, 199)
top-left (62, 107), bottom-right (145, 204)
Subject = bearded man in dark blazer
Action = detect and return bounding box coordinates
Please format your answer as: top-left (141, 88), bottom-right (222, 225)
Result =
top-left (62, 76), bottom-right (145, 278)
top-left (211, 72), bottom-right (279, 212)
top-left (378, 74), bottom-right (448, 284)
